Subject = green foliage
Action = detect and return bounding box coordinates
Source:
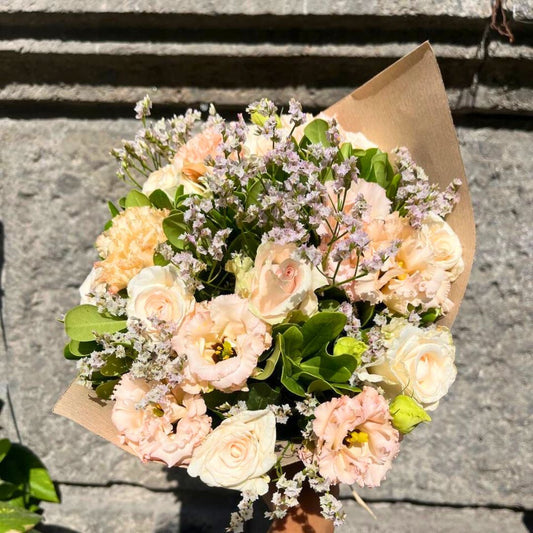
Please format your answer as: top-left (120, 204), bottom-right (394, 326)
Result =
top-left (162, 212), bottom-right (188, 250)
top-left (0, 440), bottom-right (60, 531)
top-left (107, 201), bottom-right (120, 218)
top-left (124, 189), bottom-right (151, 208)
top-left (149, 189), bottom-right (173, 210)
top-left (353, 148), bottom-right (395, 190)
top-left (301, 119), bottom-right (331, 148)
top-left (64, 305), bottom-right (127, 342)
top-left (253, 311), bottom-right (362, 398)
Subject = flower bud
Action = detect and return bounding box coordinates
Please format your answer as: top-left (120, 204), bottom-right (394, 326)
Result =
top-left (389, 395), bottom-right (431, 434)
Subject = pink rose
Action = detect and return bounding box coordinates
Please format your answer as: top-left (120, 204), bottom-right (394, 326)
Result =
top-left (249, 242), bottom-right (326, 325)
top-left (111, 374), bottom-right (211, 467)
top-left (172, 295), bottom-right (272, 393)
top-left (312, 388), bottom-right (400, 488)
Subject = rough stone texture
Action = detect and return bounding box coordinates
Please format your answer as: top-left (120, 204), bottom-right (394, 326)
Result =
top-left (0, 119), bottom-right (531, 533)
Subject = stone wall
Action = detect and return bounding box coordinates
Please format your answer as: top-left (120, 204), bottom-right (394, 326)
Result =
top-left (0, 2), bottom-right (531, 532)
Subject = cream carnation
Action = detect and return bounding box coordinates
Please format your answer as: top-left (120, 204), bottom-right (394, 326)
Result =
top-left (111, 374), bottom-right (211, 467)
top-left (95, 206), bottom-right (169, 293)
top-left (312, 388), bottom-right (400, 487)
top-left (172, 294), bottom-right (272, 393)
top-left (187, 409), bottom-right (277, 495)
top-left (126, 265), bottom-right (194, 331)
top-left (369, 318), bottom-right (457, 410)
top-left (249, 242), bottom-right (326, 324)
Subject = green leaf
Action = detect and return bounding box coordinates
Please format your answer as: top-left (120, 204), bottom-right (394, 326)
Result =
top-left (125, 189), bottom-right (151, 208)
top-left (356, 302), bottom-right (375, 328)
top-left (0, 501), bottom-right (41, 532)
top-left (302, 119), bottom-right (331, 147)
top-left (63, 343), bottom-right (77, 360)
top-left (333, 337), bottom-right (367, 367)
top-left (100, 355), bottom-right (131, 377)
top-left (318, 299), bottom-right (340, 312)
top-left (0, 439), bottom-right (11, 463)
top-left (299, 352), bottom-right (357, 383)
top-left (245, 178), bottom-right (265, 208)
top-left (246, 383), bottom-right (281, 410)
top-left (306, 379), bottom-right (360, 395)
top-left (163, 212), bottom-right (188, 250)
top-left (68, 340), bottom-right (98, 358)
top-left (95, 379), bottom-right (119, 400)
top-left (282, 326), bottom-right (304, 362)
top-left (0, 480), bottom-right (18, 500)
top-left (118, 196), bottom-right (126, 209)
top-left (253, 336), bottom-right (282, 381)
top-left (107, 201), bottom-right (120, 217)
top-left (420, 308), bottom-right (442, 324)
top-left (386, 172), bottom-right (402, 201)
top-left (0, 444), bottom-right (59, 503)
top-left (280, 354), bottom-right (306, 398)
top-left (339, 142), bottom-right (354, 161)
top-left (301, 312), bottom-right (346, 357)
top-left (149, 189), bottom-right (173, 210)
top-left (153, 252), bottom-right (170, 267)
top-left (64, 305), bottom-right (127, 342)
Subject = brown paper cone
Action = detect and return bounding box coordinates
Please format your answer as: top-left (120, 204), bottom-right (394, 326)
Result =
top-left (54, 41), bottom-right (476, 459)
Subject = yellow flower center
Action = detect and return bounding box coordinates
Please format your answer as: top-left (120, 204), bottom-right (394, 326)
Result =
top-left (397, 260), bottom-right (408, 280)
top-left (212, 339), bottom-right (237, 363)
top-left (344, 429), bottom-right (369, 447)
top-left (152, 404), bottom-right (164, 417)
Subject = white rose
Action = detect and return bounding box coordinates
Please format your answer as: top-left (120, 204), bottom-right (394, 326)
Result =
top-left (142, 163), bottom-right (204, 201)
top-left (126, 265), bottom-right (194, 330)
top-left (421, 213), bottom-right (464, 282)
top-left (187, 409), bottom-right (277, 495)
top-left (369, 318), bottom-right (456, 410)
top-left (249, 242), bottom-right (326, 324)
top-left (79, 266), bottom-right (106, 304)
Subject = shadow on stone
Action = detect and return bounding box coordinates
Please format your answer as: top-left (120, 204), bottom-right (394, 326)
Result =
top-left (36, 525), bottom-right (80, 533)
top-left (523, 510), bottom-right (533, 533)
top-left (159, 467), bottom-right (271, 533)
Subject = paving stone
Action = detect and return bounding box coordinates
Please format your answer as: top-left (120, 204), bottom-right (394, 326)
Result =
top-left (0, 119), bottom-right (531, 515)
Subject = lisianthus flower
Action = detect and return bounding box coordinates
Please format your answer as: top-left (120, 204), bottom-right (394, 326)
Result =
top-left (172, 294), bottom-right (272, 393)
top-left (95, 206), bottom-right (169, 293)
top-left (312, 387), bottom-right (400, 488)
top-left (111, 373), bottom-right (211, 467)
top-left (142, 163), bottom-right (205, 201)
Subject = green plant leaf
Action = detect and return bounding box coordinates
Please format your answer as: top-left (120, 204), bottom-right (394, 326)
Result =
top-left (0, 439), bottom-right (11, 463)
top-left (153, 252), bottom-right (170, 267)
top-left (95, 379), bottom-right (119, 400)
top-left (386, 172), bottom-right (402, 201)
top-left (253, 336), bottom-right (282, 381)
top-left (163, 212), bottom-right (188, 250)
top-left (68, 340), bottom-right (98, 358)
top-left (64, 305), bottom-right (127, 342)
top-left (306, 378), bottom-right (360, 395)
top-left (100, 355), bottom-right (131, 377)
top-left (339, 142), bottom-right (354, 161)
top-left (280, 348), bottom-right (306, 398)
top-left (0, 480), bottom-right (18, 500)
top-left (149, 189), bottom-right (173, 210)
top-left (107, 201), bottom-right (120, 217)
top-left (356, 302), bottom-right (375, 328)
top-left (0, 444), bottom-right (59, 504)
top-left (246, 383), bottom-right (281, 410)
top-left (0, 501), bottom-right (41, 532)
top-left (282, 326), bottom-right (304, 362)
top-left (301, 312), bottom-right (346, 357)
top-left (302, 119), bottom-right (331, 147)
top-left (299, 352), bottom-right (357, 383)
top-left (125, 189), bottom-right (151, 208)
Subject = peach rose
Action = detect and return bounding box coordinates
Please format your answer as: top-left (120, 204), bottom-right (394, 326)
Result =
top-left (142, 163), bottom-right (206, 201)
top-left (126, 265), bottom-right (194, 331)
top-left (172, 294), bottom-right (272, 393)
top-left (188, 409), bottom-right (277, 495)
top-left (173, 127), bottom-right (222, 181)
top-left (249, 242), bottom-right (326, 325)
top-left (111, 374), bottom-right (211, 467)
top-left (95, 206), bottom-right (169, 293)
top-left (369, 318), bottom-right (457, 410)
top-left (312, 388), bottom-right (400, 487)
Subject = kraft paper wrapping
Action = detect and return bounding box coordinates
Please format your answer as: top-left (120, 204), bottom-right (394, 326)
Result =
top-left (54, 42), bottom-right (476, 460)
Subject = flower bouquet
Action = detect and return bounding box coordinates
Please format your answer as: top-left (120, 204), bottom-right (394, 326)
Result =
top-left (54, 43), bottom-right (475, 529)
